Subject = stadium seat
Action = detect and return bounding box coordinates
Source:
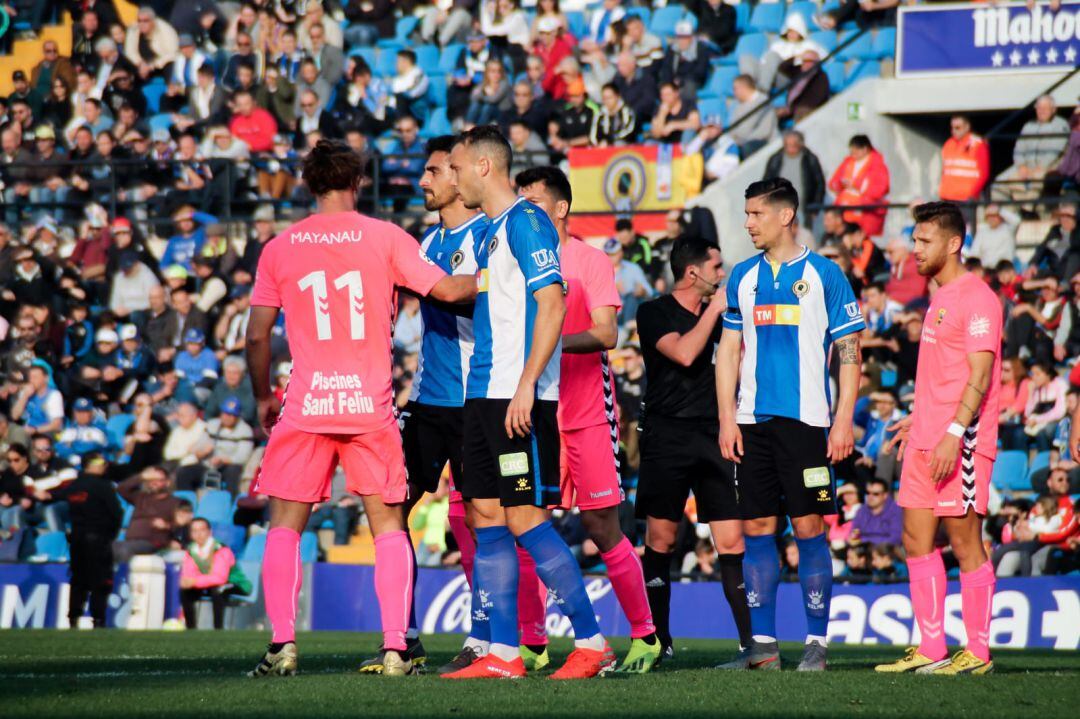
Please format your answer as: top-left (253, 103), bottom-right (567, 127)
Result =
top-left (426, 107), bottom-right (452, 137)
top-left (242, 532), bottom-right (267, 562)
top-left (348, 46), bottom-right (377, 70)
top-left (697, 97), bottom-right (728, 127)
top-left (142, 78), bottom-right (167, 115)
top-left (439, 43), bottom-right (464, 74)
top-left (35, 531), bottom-right (69, 562)
top-left (624, 7), bottom-right (651, 29)
top-left (213, 523), bottom-right (246, 555)
top-left (720, 33), bottom-right (768, 66)
top-left (234, 560), bottom-right (261, 602)
top-left (809, 30), bottom-right (839, 56)
top-left (425, 73), bottom-right (448, 108)
top-left (1029, 450), bottom-right (1052, 482)
top-left (650, 5), bottom-right (685, 38)
top-left (415, 44), bottom-right (440, 76)
top-left (174, 489), bottom-right (198, 509)
top-left (300, 531), bottom-right (319, 563)
top-left (788, 2), bottom-right (819, 28)
top-left (148, 113), bottom-right (173, 136)
top-left (197, 490), bottom-right (233, 526)
top-left (104, 414), bottom-right (134, 451)
top-left (121, 504), bottom-right (134, 528)
top-left (735, 2), bottom-right (752, 33)
top-left (375, 48), bottom-right (399, 78)
top-left (566, 11), bottom-right (588, 40)
top-left (702, 66), bottom-right (739, 99)
top-left (991, 450), bottom-right (1030, 493)
top-left (836, 30), bottom-right (876, 62)
top-left (395, 15), bottom-right (420, 43)
top-left (846, 60), bottom-right (882, 86)
top-left (872, 27), bottom-right (897, 60)
top-left (748, 3), bottom-right (786, 33)
top-left (823, 60), bottom-right (846, 92)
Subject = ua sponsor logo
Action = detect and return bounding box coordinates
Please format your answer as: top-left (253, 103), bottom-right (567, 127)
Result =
top-left (845, 301), bottom-right (861, 319)
top-left (531, 248), bottom-right (558, 270)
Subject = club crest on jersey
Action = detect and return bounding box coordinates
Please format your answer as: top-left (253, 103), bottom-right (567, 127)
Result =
top-left (937, 308), bottom-right (947, 325)
top-left (449, 249), bottom-right (464, 269)
top-left (792, 279), bottom-right (810, 298)
top-left (488, 236), bottom-right (499, 254)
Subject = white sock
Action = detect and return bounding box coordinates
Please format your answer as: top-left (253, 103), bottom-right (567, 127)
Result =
top-left (463, 638), bottom-right (489, 656)
top-left (489, 642), bottom-right (519, 661)
top-left (573, 633), bottom-right (605, 652)
top-left (752, 634), bottom-right (777, 644)
top-left (806, 635), bottom-right (827, 646)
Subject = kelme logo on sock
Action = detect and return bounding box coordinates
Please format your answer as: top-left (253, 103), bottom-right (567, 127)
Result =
top-left (803, 467), bottom-right (830, 488)
top-left (499, 452), bottom-right (529, 477)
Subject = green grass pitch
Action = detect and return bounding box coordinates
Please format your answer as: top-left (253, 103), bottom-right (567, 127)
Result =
top-left (2, 631), bottom-right (1077, 718)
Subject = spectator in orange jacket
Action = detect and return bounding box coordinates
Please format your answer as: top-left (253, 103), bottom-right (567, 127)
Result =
top-left (940, 115), bottom-right (990, 205)
top-left (829, 134), bottom-right (890, 237)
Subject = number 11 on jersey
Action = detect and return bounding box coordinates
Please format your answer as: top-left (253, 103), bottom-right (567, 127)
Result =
top-left (298, 270), bottom-right (365, 341)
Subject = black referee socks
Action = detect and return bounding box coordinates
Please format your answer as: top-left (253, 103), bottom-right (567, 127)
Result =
top-left (718, 553), bottom-right (753, 648)
top-left (642, 547), bottom-right (675, 648)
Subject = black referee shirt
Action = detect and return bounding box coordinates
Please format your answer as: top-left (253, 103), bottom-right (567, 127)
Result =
top-left (635, 294), bottom-right (722, 422)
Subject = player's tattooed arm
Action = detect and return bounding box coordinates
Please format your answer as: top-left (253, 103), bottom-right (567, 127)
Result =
top-left (836, 335), bottom-right (861, 365)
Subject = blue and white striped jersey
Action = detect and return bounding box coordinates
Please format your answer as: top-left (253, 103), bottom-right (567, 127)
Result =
top-left (410, 213), bottom-right (489, 407)
top-left (466, 197), bottom-right (563, 401)
top-left (723, 246), bottom-right (865, 428)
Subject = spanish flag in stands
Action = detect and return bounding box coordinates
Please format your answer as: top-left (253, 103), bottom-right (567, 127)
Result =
top-left (567, 144), bottom-right (701, 239)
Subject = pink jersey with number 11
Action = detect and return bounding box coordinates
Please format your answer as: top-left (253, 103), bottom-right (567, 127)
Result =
top-left (251, 211), bottom-right (446, 435)
top-left (909, 272), bottom-right (1003, 458)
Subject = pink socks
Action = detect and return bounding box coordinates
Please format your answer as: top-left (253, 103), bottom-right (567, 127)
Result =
top-left (517, 546), bottom-right (549, 646)
top-left (960, 560), bottom-right (995, 662)
top-left (374, 530), bottom-right (414, 652)
top-left (601, 536), bottom-right (656, 639)
top-left (907, 549), bottom-right (947, 661)
top-left (449, 514), bottom-right (475, 587)
top-left (264, 527), bottom-right (301, 644)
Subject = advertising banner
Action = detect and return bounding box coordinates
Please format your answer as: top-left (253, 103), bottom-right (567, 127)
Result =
top-left (312, 565), bottom-right (1080, 650)
top-left (898, 2), bottom-right (1080, 78)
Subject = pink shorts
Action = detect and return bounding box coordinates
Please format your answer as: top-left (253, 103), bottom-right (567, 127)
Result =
top-left (898, 447), bottom-right (992, 517)
top-left (448, 486), bottom-right (465, 518)
top-left (252, 419), bottom-right (408, 504)
top-left (557, 423), bottom-right (622, 511)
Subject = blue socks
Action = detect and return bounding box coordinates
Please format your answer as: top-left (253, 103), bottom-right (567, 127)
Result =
top-left (795, 532), bottom-right (833, 639)
top-left (743, 534), bottom-right (780, 639)
top-left (473, 526), bottom-right (518, 648)
top-left (518, 521), bottom-right (601, 641)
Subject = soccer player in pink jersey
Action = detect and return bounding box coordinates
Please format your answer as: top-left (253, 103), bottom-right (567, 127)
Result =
top-left (516, 166), bottom-right (660, 674)
top-left (877, 202), bottom-right (1002, 675)
top-left (244, 140), bottom-right (476, 678)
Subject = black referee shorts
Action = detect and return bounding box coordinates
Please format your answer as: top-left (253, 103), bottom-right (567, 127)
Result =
top-left (460, 398), bottom-right (561, 508)
top-left (635, 418), bottom-right (740, 523)
top-left (399, 401), bottom-right (463, 495)
top-left (736, 417), bottom-right (836, 520)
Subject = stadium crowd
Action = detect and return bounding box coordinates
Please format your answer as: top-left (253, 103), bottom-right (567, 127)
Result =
top-left (0, 0), bottom-right (1078, 615)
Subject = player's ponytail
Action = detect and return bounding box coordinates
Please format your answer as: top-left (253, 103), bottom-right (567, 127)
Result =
top-left (301, 139), bottom-right (366, 197)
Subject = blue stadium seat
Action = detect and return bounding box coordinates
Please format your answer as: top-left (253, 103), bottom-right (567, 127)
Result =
top-left (439, 43), bottom-right (464, 74)
top-left (174, 489), bottom-right (198, 509)
top-left (697, 98), bottom-right (728, 127)
top-left (213, 523), bottom-right (246, 555)
top-left (809, 30), bottom-right (839, 56)
top-left (395, 15), bottom-right (420, 43)
top-left (426, 107), bottom-right (452, 137)
top-left (991, 450), bottom-right (1030, 493)
top-left (567, 11), bottom-right (588, 39)
top-left (872, 27), bottom-right (897, 60)
top-left (35, 531), bottom-right (69, 562)
top-left (846, 59), bottom-right (881, 85)
top-left (121, 504), bottom-right (134, 528)
top-left (242, 532), bottom-right (267, 562)
top-left (142, 78), bottom-right (167, 115)
top-left (1029, 450), bottom-right (1052, 481)
top-left (415, 44), bottom-right (441, 75)
top-left (732, 32), bottom-right (768, 61)
top-left (234, 560), bottom-right (261, 602)
top-left (823, 60), bottom-right (846, 91)
top-left (376, 38), bottom-right (404, 54)
top-left (348, 46), bottom-right (377, 70)
top-left (624, 7), bottom-right (651, 29)
top-left (836, 30), bottom-right (876, 62)
top-left (650, 5), bottom-right (685, 38)
top-left (735, 2), bottom-right (752, 32)
top-left (197, 490), bottom-right (233, 526)
top-left (703, 66), bottom-right (739, 98)
top-left (787, 2), bottom-right (819, 28)
top-left (148, 113), bottom-right (173, 135)
top-left (104, 414), bottom-right (134, 450)
top-left (426, 73), bottom-right (448, 108)
top-left (748, 3), bottom-right (786, 33)
top-left (300, 532), bottom-right (319, 563)
top-left (375, 49), bottom-right (400, 77)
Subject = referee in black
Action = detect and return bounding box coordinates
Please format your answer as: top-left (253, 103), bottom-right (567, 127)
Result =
top-left (633, 236), bottom-right (752, 667)
top-left (35, 452), bottom-right (123, 628)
